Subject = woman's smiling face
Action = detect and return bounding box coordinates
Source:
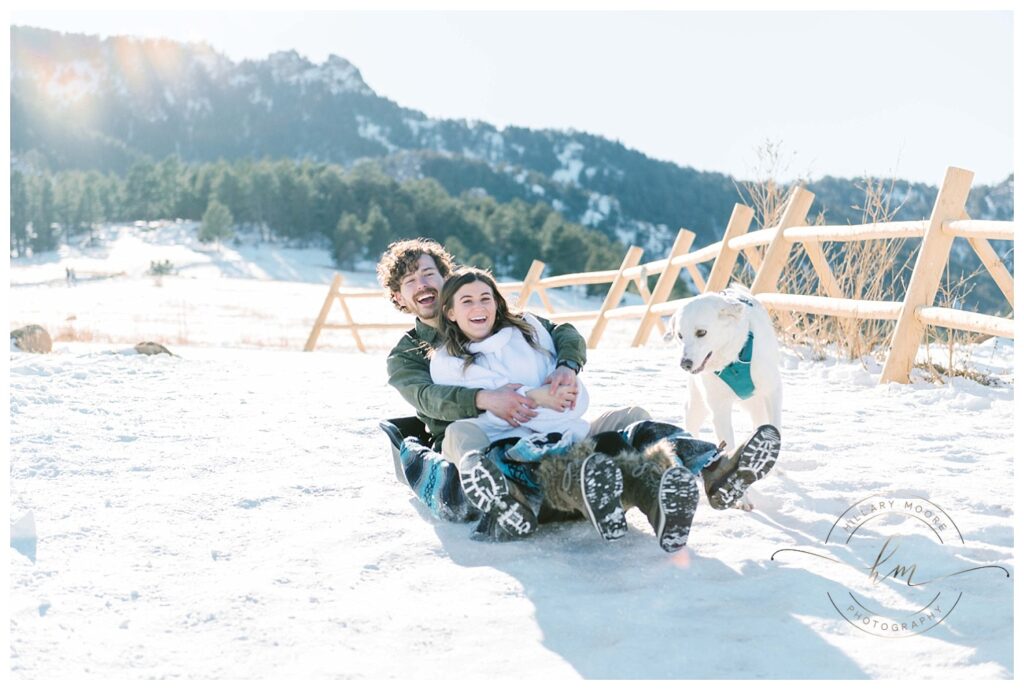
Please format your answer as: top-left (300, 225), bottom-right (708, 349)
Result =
top-left (445, 280), bottom-right (497, 342)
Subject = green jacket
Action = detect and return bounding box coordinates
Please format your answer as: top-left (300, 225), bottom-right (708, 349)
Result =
top-left (386, 316), bottom-right (587, 447)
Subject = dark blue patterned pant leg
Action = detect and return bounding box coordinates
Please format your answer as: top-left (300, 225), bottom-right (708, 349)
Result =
top-left (399, 438), bottom-right (476, 522)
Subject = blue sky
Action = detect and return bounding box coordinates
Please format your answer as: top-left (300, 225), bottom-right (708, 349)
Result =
top-left (9, 9), bottom-right (1014, 184)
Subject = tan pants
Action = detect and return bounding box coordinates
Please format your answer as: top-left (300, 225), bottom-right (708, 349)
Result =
top-left (441, 420), bottom-right (492, 464)
top-left (441, 406), bottom-right (652, 464)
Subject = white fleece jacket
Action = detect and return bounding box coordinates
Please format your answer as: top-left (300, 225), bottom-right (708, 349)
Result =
top-left (429, 313), bottom-right (590, 443)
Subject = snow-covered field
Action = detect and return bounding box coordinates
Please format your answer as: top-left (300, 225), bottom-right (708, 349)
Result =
top-left (8, 223), bottom-right (1015, 679)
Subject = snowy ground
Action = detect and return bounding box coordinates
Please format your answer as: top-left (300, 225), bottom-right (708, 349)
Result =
top-left (8, 223), bottom-right (1016, 679)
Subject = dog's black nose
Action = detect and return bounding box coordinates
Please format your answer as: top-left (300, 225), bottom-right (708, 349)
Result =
top-left (680, 358), bottom-right (693, 371)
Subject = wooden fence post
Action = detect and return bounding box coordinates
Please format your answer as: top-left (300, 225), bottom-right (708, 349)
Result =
top-left (742, 247), bottom-right (764, 273)
top-left (337, 284), bottom-right (367, 353)
top-left (705, 204), bottom-right (755, 293)
top-left (749, 187), bottom-right (816, 331)
top-left (880, 167), bottom-right (974, 384)
top-left (304, 273), bottom-right (367, 353)
top-left (632, 271), bottom-right (656, 306)
top-left (801, 235), bottom-right (859, 350)
top-left (685, 264), bottom-right (707, 293)
top-left (535, 286), bottom-right (556, 313)
top-left (750, 186), bottom-right (816, 294)
top-left (588, 246), bottom-right (644, 348)
top-left (802, 240), bottom-right (843, 300)
top-left (631, 229), bottom-right (695, 347)
top-left (305, 273), bottom-right (343, 352)
top-left (962, 212), bottom-right (1014, 309)
top-left (517, 260), bottom-right (546, 310)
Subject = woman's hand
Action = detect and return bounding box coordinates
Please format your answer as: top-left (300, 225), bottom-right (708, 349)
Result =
top-left (526, 384), bottom-right (577, 411)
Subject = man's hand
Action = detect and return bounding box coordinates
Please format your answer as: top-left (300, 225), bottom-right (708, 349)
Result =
top-left (476, 383), bottom-right (538, 427)
top-left (544, 366), bottom-right (579, 409)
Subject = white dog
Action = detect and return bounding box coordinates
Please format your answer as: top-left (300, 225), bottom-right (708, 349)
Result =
top-left (666, 284), bottom-right (782, 451)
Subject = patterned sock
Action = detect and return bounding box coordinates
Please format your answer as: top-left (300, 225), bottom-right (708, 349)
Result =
top-left (484, 443), bottom-right (543, 512)
top-left (506, 432), bottom-right (571, 463)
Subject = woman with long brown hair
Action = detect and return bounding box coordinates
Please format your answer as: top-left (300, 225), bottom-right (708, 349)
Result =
top-left (431, 267), bottom-right (588, 441)
top-left (430, 267), bottom-right (631, 543)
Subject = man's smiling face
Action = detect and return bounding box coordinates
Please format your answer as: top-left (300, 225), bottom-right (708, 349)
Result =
top-left (394, 254), bottom-right (445, 324)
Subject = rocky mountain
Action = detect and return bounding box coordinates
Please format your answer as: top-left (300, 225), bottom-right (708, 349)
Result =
top-left (11, 25), bottom-right (1014, 310)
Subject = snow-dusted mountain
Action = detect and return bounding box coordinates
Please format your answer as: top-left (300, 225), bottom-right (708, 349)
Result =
top-left (11, 26), bottom-right (1014, 292)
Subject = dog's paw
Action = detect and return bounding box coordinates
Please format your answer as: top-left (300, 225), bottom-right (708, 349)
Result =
top-left (736, 499), bottom-right (755, 512)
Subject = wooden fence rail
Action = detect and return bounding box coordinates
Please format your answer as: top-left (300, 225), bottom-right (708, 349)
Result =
top-left (305, 166), bottom-right (1014, 385)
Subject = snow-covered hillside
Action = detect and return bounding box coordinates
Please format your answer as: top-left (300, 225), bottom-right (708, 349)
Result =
top-left (8, 221), bottom-right (621, 352)
top-left (9, 224), bottom-right (1015, 679)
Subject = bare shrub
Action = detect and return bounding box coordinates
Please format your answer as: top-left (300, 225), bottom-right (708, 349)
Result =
top-left (818, 176), bottom-right (915, 360)
top-left (736, 144), bottom-right (915, 361)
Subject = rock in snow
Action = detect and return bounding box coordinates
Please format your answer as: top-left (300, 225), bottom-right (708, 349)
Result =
top-left (11, 325), bottom-right (53, 354)
top-left (134, 341), bottom-right (174, 357)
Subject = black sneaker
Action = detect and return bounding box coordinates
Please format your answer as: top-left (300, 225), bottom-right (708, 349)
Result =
top-left (460, 452), bottom-right (537, 538)
top-left (656, 467), bottom-right (700, 552)
top-left (706, 425), bottom-right (781, 510)
top-left (579, 453), bottom-right (627, 541)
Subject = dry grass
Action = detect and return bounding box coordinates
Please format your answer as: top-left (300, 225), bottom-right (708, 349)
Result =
top-left (50, 325), bottom-right (301, 350)
top-left (918, 262), bottom-right (992, 384)
top-left (52, 325), bottom-right (197, 347)
top-left (239, 334), bottom-right (302, 349)
top-left (53, 324), bottom-right (98, 342)
top-left (811, 176), bottom-right (914, 360)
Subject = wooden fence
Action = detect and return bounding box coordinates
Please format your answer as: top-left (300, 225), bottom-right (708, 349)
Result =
top-left (305, 166), bottom-right (1014, 385)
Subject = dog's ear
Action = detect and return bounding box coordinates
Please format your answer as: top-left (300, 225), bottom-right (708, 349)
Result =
top-left (720, 302), bottom-right (745, 321)
top-left (663, 311), bottom-right (677, 342)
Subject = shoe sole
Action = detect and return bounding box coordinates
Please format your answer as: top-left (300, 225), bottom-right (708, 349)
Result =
top-left (580, 454), bottom-right (627, 541)
top-left (657, 467), bottom-right (700, 552)
top-left (460, 455), bottom-right (537, 537)
top-left (710, 425), bottom-right (780, 510)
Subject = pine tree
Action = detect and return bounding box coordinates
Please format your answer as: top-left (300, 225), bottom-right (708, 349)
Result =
top-left (212, 164), bottom-right (248, 225)
top-left (11, 171), bottom-right (29, 257)
top-left (156, 155), bottom-right (184, 219)
top-left (30, 176), bottom-right (57, 254)
top-left (77, 185), bottom-right (99, 241)
top-left (199, 198), bottom-right (234, 245)
top-left (248, 162), bottom-right (278, 241)
top-left (54, 174), bottom-right (81, 243)
top-left (274, 162), bottom-right (313, 240)
top-left (124, 160), bottom-right (160, 219)
top-left (363, 202), bottom-right (391, 255)
top-left (332, 212), bottom-right (366, 268)
top-left (95, 173), bottom-right (123, 223)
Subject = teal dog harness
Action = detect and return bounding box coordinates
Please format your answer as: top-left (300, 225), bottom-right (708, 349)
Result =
top-left (715, 331), bottom-right (755, 399)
